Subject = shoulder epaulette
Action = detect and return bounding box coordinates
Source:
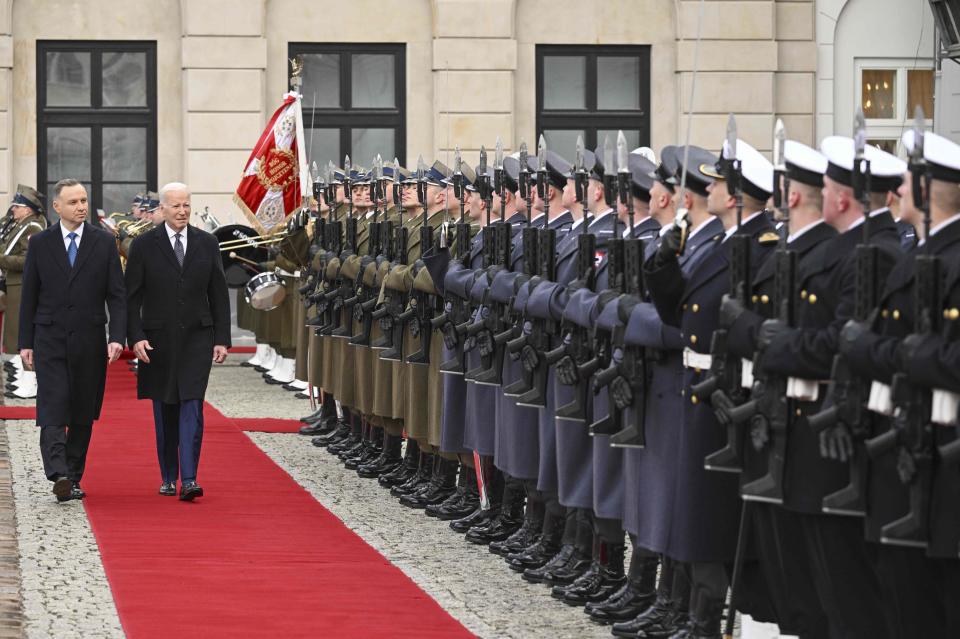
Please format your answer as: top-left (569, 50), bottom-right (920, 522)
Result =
top-left (758, 232), bottom-right (780, 244)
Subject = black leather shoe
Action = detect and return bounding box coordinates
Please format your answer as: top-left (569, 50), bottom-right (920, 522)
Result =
top-left (159, 482), bottom-right (177, 496)
top-left (561, 562), bottom-right (627, 606)
top-left (542, 548), bottom-right (592, 586)
top-left (586, 581), bottom-right (656, 625)
top-left (299, 420), bottom-right (334, 436)
top-left (53, 476), bottom-right (73, 502)
top-left (489, 516), bottom-right (541, 556)
top-left (70, 482), bottom-right (86, 500)
top-left (450, 505), bottom-right (498, 533)
top-left (610, 597), bottom-right (677, 638)
top-left (313, 422), bottom-right (350, 448)
top-left (391, 454), bottom-right (433, 497)
top-left (522, 545), bottom-right (575, 584)
top-left (179, 481), bottom-right (204, 501)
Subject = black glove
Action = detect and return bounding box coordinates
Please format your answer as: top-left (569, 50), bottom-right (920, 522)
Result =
top-left (556, 355), bottom-right (580, 386)
top-left (709, 389), bottom-right (736, 426)
top-left (477, 330), bottom-right (494, 358)
top-left (654, 223), bottom-right (684, 268)
top-left (897, 332), bottom-right (925, 374)
top-left (838, 319), bottom-right (871, 358)
top-left (520, 344), bottom-right (540, 373)
top-left (441, 322), bottom-right (459, 351)
top-left (719, 293), bottom-right (747, 330)
top-left (609, 376), bottom-right (634, 410)
top-left (757, 319), bottom-right (789, 351)
top-left (819, 423), bottom-right (854, 462)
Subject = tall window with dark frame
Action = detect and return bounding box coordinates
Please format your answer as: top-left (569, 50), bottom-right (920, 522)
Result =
top-left (536, 45), bottom-right (651, 161)
top-left (37, 41), bottom-right (157, 216)
top-left (289, 43), bottom-right (405, 172)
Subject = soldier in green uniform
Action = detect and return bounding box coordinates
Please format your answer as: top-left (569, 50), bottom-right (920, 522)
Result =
top-left (2, 185), bottom-right (48, 400)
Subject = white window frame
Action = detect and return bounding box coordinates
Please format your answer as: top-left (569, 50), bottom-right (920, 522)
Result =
top-left (854, 57), bottom-right (934, 153)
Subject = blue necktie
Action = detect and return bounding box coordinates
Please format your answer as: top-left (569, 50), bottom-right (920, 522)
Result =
top-left (67, 232), bottom-right (78, 267)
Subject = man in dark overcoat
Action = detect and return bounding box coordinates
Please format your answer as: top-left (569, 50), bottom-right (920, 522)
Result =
top-left (18, 179), bottom-right (126, 502)
top-left (125, 182), bottom-right (231, 501)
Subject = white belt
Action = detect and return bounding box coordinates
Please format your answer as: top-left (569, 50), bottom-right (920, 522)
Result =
top-left (867, 381), bottom-right (893, 416)
top-left (740, 358), bottom-right (754, 389)
top-left (932, 388), bottom-right (960, 426)
top-left (786, 377), bottom-right (823, 402)
top-left (683, 348), bottom-right (712, 370)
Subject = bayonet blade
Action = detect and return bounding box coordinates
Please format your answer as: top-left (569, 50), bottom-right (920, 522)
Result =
top-left (393, 157), bottom-right (400, 185)
top-left (913, 106), bottom-right (925, 162)
top-left (726, 113), bottom-right (738, 160)
top-left (417, 155), bottom-right (426, 181)
top-left (773, 118), bottom-right (786, 170)
top-left (854, 108), bottom-right (867, 159)
top-left (617, 130), bottom-right (628, 173)
top-left (495, 136), bottom-right (504, 169)
top-left (454, 146), bottom-right (462, 175)
top-left (575, 135), bottom-right (584, 172)
top-left (603, 134), bottom-right (614, 177)
top-left (311, 161), bottom-right (319, 180)
top-left (344, 154), bottom-right (352, 175)
top-left (519, 142), bottom-right (528, 172)
top-left (537, 134), bottom-right (547, 171)
top-left (479, 146), bottom-right (488, 175)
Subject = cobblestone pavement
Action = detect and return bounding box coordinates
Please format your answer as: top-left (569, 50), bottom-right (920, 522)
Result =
top-left (209, 359), bottom-right (611, 639)
top-left (5, 421), bottom-right (124, 639)
top-left (0, 425), bottom-right (24, 639)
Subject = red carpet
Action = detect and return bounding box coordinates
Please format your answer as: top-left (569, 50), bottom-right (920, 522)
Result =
top-left (0, 406), bottom-right (36, 420)
top-left (82, 364), bottom-right (473, 638)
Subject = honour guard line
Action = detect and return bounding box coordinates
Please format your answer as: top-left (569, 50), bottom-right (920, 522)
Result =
top-left (16, 50), bottom-right (943, 637)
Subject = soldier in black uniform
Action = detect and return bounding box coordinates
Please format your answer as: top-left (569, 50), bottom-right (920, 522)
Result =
top-left (843, 128), bottom-right (960, 637)
top-left (754, 137), bottom-right (906, 638)
top-left (721, 140), bottom-right (836, 637)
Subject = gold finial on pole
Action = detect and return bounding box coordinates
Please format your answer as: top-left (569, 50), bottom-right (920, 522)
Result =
top-left (289, 55), bottom-right (304, 91)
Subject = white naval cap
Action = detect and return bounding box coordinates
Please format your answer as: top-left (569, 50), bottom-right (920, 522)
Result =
top-left (784, 140), bottom-right (828, 188)
top-left (631, 146), bottom-right (657, 165)
top-left (714, 138), bottom-right (774, 201)
top-left (820, 136), bottom-right (907, 193)
top-left (902, 129), bottom-right (960, 184)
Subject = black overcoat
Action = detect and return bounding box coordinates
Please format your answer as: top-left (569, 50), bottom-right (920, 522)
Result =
top-left (125, 224), bottom-right (231, 403)
top-left (18, 222), bottom-right (126, 426)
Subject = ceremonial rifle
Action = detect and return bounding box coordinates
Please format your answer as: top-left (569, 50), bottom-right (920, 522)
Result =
top-left (438, 147), bottom-right (488, 375)
top-left (379, 156), bottom-right (428, 361)
top-left (726, 119), bottom-right (795, 503)
top-left (806, 108), bottom-right (878, 517)
top-left (551, 134), bottom-right (599, 421)
top-left (596, 131), bottom-right (649, 443)
top-left (511, 135), bottom-right (558, 406)
top-left (464, 138), bottom-right (513, 382)
top-left (370, 158), bottom-right (408, 351)
top-left (349, 156), bottom-right (386, 347)
top-left (864, 107), bottom-right (936, 546)
top-left (691, 114), bottom-right (751, 473)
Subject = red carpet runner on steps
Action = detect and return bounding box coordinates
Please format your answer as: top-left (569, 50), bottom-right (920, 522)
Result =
top-left (81, 364), bottom-right (474, 638)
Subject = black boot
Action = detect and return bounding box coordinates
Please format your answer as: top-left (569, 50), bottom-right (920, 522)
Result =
top-left (299, 393), bottom-right (335, 427)
top-left (451, 461), bottom-right (502, 532)
top-left (543, 509), bottom-right (594, 586)
top-left (613, 560), bottom-right (690, 639)
top-left (312, 420), bottom-right (350, 447)
top-left (327, 416), bottom-right (360, 454)
top-left (464, 478), bottom-right (524, 545)
top-left (676, 594), bottom-right (723, 639)
top-left (489, 492), bottom-right (544, 556)
top-left (427, 464), bottom-right (479, 520)
top-left (379, 439), bottom-right (419, 488)
top-left (587, 547), bottom-right (658, 624)
top-left (522, 544), bottom-right (575, 584)
top-left (358, 432), bottom-right (403, 478)
top-left (558, 537), bottom-right (627, 606)
top-left (506, 504), bottom-right (565, 571)
top-left (391, 452), bottom-right (434, 497)
top-left (345, 426), bottom-right (380, 469)
top-left (400, 457), bottom-right (458, 508)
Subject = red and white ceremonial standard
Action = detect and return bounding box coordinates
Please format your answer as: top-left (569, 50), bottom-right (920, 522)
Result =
top-left (233, 92), bottom-right (309, 235)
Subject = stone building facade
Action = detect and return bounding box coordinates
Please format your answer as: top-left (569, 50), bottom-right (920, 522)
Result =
top-left (0, 0), bottom-right (943, 225)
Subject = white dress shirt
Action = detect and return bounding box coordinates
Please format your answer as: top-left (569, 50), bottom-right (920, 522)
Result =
top-left (165, 223), bottom-right (187, 254)
top-left (61, 221), bottom-right (84, 251)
